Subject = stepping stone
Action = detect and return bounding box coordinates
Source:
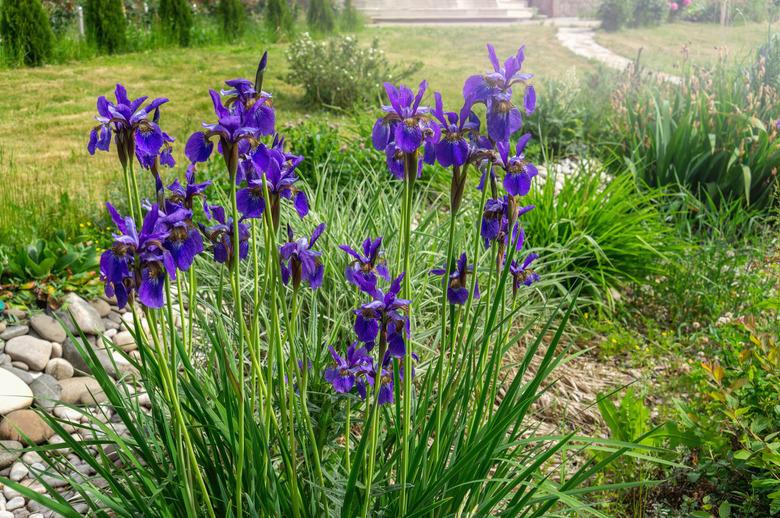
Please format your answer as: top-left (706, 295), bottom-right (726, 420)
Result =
top-left (29, 314), bottom-right (66, 343)
top-left (0, 369), bottom-right (33, 414)
top-left (0, 409), bottom-right (54, 444)
top-left (4, 336), bottom-right (52, 371)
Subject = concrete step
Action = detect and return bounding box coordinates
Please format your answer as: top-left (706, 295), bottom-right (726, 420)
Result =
top-left (361, 7), bottom-right (535, 21)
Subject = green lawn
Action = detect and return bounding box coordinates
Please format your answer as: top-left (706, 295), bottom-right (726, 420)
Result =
top-left (0, 23), bottom-right (590, 239)
top-left (595, 21), bottom-right (777, 74)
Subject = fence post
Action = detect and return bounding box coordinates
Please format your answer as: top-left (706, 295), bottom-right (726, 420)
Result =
top-left (77, 5), bottom-right (84, 37)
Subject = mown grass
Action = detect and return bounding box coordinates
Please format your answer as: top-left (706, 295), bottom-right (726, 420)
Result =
top-left (0, 23), bottom-right (590, 241)
top-left (595, 21), bottom-right (777, 74)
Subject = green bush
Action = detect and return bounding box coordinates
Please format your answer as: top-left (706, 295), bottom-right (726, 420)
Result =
top-left (219, 0), bottom-right (245, 41)
top-left (307, 0), bottom-right (336, 32)
top-left (678, 320), bottom-right (780, 516)
top-left (522, 166), bottom-right (674, 307)
top-left (159, 0), bottom-right (193, 47)
top-left (265, 0), bottom-right (294, 35)
top-left (598, 0), bottom-right (632, 31)
top-left (631, 0), bottom-right (667, 26)
top-left (84, 0), bottom-right (127, 54)
top-left (286, 34), bottom-right (421, 108)
top-left (0, 0), bottom-right (54, 66)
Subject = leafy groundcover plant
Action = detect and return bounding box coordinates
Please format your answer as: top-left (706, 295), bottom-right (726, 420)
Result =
top-left (4, 45), bottom-right (661, 517)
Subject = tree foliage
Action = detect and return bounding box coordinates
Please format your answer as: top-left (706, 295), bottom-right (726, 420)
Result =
top-left (220, 0), bottom-right (245, 41)
top-left (159, 0), bottom-right (193, 47)
top-left (84, 0), bottom-right (127, 54)
top-left (307, 0), bottom-right (336, 33)
top-left (0, 0), bottom-right (54, 66)
top-left (265, 0), bottom-right (294, 35)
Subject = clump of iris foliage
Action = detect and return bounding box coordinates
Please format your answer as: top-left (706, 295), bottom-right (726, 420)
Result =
top-left (1, 46), bottom-right (663, 517)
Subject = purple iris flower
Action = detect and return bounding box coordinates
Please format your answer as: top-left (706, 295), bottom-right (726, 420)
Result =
top-left (220, 78), bottom-right (275, 136)
top-left (88, 84), bottom-right (170, 169)
top-left (279, 223), bottom-right (326, 290)
top-left (200, 203), bottom-right (250, 266)
top-left (431, 253), bottom-right (480, 305)
top-left (353, 273), bottom-right (410, 358)
top-left (481, 196), bottom-right (535, 249)
top-left (431, 92), bottom-right (480, 168)
top-left (324, 342), bottom-right (373, 396)
top-left (166, 168), bottom-right (211, 211)
top-left (159, 207), bottom-right (203, 272)
top-left (481, 196), bottom-right (509, 246)
top-left (463, 44), bottom-right (535, 143)
top-left (339, 237), bottom-right (391, 294)
top-left (238, 140), bottom-right (308, 225)
top-left (185, 89), bottom-right (269, 176)
top-left (497, 134), bottom-right (537, 197)
top-left (509, 253), bottom-right (540, 296)
top-left (99, 203), bottom-right (175, 309)
top-left (372, 81), bottom-right (440, 178)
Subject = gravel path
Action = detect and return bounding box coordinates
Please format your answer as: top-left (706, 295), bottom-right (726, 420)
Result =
top-left (556, 26), bottom-right (681, 84)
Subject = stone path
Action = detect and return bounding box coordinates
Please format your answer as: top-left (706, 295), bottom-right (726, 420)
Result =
top-left (0, 295), bottom-right (152, 517)
top-left (556, 26), bottom-right (681, 83)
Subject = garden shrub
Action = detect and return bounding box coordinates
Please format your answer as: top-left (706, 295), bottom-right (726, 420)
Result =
top-left (598, 0), bottom-right (632, 31)
top-left (159, 0), bottom-right (193, 47)
top-left (631, 0), bottom-right (667, 26)
top-left (286, 33), bottom-right (422, 108)
top-left (219, 0), bottom-right (245, 41)
top-left (0, 0), bottom-right (54, 66)
top-left (677, 319), bottom-right (780, 516)
top-left (84, 0), bottom-right (127, 54)
top-left (265, 0), bottom-right (294, 35)
top-left (307, 0), bottom-right (336, 32)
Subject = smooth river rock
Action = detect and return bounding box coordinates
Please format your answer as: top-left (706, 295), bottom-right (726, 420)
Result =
top-left (58, 377), bottom-right (102, 405)
top-left (4, 336), bottom-right (52, 371)
top-left (0, 440), bottom-right (23, 468)
top-left (29, 314), bottom-right (66, 343)
top-left (44, 358), bottom-right (74, 380)
top-left (29, 375), bottom-right (61, 412)
top-left (0, 370), bottom-right (33, 415)
top-left (0, 326), bottom-right (28, 341)
top-left (62, 293), bottom-right (105, 336)
top-left (0, 410), bottom-right (54, 444)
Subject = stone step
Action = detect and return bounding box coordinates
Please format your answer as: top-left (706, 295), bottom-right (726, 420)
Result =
top-left (360, 7), bottom-right (536, 22)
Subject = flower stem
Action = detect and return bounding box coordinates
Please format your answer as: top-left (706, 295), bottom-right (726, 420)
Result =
top-left (363, 331), bottom-right (387, 518)
top-left (229, 175), bottom-right (246, 518)
top-left (121, 164), bottom-right (136, 222)
top-left (399, 151), bottom-right (417, 515)
top-left (434, 206), bottom-right (458, 462)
